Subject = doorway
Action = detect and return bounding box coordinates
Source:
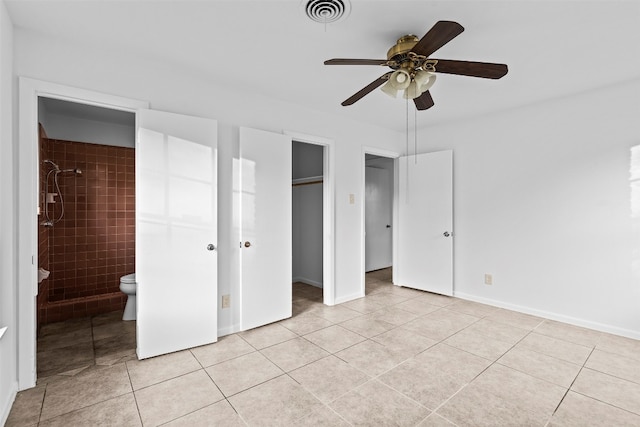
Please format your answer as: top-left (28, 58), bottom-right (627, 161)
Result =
top-left (18, 78), bottom-right (148, 389)
top-left (292, 141), bottom-right (324, 305)
top-left (34, 96), bottom-right (137, 378)
top-left (364, 153), bottom-right (395, 294)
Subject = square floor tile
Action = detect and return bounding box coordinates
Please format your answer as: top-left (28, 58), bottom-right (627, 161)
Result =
top-left (38, 393), bottom-right (140, 427)
top-left (330, 380), bottom-right (429, 426)
top-left (517, 332), bottom-right (592, 365)
top-left (279, 314), bottom-right (333, 335)
top-left (339, 314), bottom-right (395, 338)
top-left (6, 386), bottom-right (45, 426)
top-left (336, 339), bottom-right (410, 376)
top-left (470, 364), bottom-right (566, 416)
top-left (135, 370), bottom-right (223, 426)
top-left (190, 334), bottom-right (255, 367)
top-left (238, 323), bottom-right (297, 349)
top-left (308, 305), bottom-right (362, 323)
top-left (586, 349), bottom-right (640, 385)
top-left (446, 299), bottom-right (497, 318)
top-left (304, 325), bottom-right (366, 354)
top-left (444, 328), bottom-right (514, 361)
top-left (163, 400), bottom-right (245, 426)
top-left (401, 309), bottom-right (479, 341)
top-left (484, 308), bottom-right (544, 330)
top-left (595, 333), bottom-right (640, 362)
top-left (498, 346), bottom-right (582, 388)
top-left (126, 349), bottom-right (201, 390)
top-left (436, 382), bottom-right (547, 427)
top-left (297, 406), bottom-right (351, 426)
top-left (572, 368), bottom-right (640, 415)
top-left (290, 355), bottom-right (370, 403)
top-left (229, 375), bottom-right (322, 425)
top-left (394, 299), bottom-right (441, 316)
top-left (261, 337), bottom-right (329, 372)
top-left (40, 364), bottom-right (132, 421)
top-left (534, 320), bottom-right (600, 347)
top-left (340, 297), bottom-right (386, 314)
top-left (371, 327), bottom-right (438, 356)
top-left (205, 351), bottom-right (282, 396)
top-left (379, 343), bottom-right (491, 410)
top-left (462, 318), bottom-right (529, 345)
top-left (550, 391), bottom-right (640, 426)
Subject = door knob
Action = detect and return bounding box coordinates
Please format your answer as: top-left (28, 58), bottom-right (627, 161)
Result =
top-left (207, 244), bottom-right (216, 251)
top-left (443, 231), bottom-right (451, 237)
top-left (244, 241), bottom-right (251, 248)
top-left (386, 224), bottom-right (391, 228)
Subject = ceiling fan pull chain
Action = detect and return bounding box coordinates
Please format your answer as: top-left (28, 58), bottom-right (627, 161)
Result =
top-left (415, 106), bottom-right (418, 164)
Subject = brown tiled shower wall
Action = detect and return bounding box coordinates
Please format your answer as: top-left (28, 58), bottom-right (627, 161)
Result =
top-left (38, 136), bottom-right (134, 325)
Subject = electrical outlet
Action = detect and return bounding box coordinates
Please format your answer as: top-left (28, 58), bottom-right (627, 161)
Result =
top-left (221, 294), bottom-right (230, 308)
top-left (349, 194), bottom-right (355, 204)
top-left (484, 274), bottom-right (493, 285)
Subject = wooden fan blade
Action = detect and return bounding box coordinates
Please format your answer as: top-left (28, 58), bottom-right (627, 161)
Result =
top-left (325, 58), bottom-right (388, 66)
top-left (411, 21), bottom-right (464, 57)
top-left (342, 72), bottom-right (391, 106)
top-left (414, 91), bottom-right (435, 111)
top-left (432, 59), bottom-right (508, 79)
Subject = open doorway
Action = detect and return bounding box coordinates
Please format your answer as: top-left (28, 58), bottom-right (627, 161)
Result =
top-left (18, 78), bottom-right (148, 389)
top-left (364, 153), bottom-right (395, 294)
top-left (292, 141), bottom-right (324, 307)
top-left (35, 96), bottom-right (137, 379)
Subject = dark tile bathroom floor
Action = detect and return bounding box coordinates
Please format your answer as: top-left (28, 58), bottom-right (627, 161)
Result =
top-left (36, 310), bottom-right (136, 383)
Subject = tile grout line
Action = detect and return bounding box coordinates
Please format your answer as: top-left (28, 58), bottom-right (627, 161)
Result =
top-left (551, 345), bottom-right (596, 416)
top-left (123, 360), bottom-right (144, 426)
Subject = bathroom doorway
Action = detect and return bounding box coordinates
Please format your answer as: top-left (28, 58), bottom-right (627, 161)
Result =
top-left (35, 96), bottom-right (137, 377)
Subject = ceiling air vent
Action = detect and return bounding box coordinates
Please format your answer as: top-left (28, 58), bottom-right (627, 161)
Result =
top-left (304, 0), bottom-right (351, 24)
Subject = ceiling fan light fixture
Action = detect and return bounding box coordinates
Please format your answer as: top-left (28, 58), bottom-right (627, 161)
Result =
top-left (403, 80), bottom-right (421, 99)
top-left (380, 80), bottom-right (399, 98)
top-left (389, 69), bottom-right (411, 90)
top-left (414, 70), bottom-right (437, 92)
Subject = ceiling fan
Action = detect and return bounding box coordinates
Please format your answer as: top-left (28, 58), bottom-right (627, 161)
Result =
top-left (324, 21), bottom-right (508, 110)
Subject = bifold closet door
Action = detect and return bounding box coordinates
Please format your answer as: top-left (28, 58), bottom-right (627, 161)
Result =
top-left (238, 127), bottom-right (292, 331)
top-left (395, 150), bottom-right (453, 296)
top-left (136, 109), bottom-right (218, 359)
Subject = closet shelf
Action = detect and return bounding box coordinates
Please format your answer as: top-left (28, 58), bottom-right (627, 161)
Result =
top-left (292, 176), bottom-right (323, 187)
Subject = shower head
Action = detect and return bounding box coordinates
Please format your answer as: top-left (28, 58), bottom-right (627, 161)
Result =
top-left (43, 159), bottom-right (60, 171)
top-left (60, 168), bottom-right (83, 175)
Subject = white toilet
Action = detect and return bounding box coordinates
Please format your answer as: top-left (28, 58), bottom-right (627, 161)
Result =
top-left (119, 273), bottom-right (137, 321)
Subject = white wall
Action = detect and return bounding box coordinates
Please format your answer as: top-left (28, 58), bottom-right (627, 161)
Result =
top-left (14, 29), bottom-right (405, 334)
top-left (0, 0), bottom-right (17, 423)
top-left (422, 78), bottom-right (640, 338)
top-left (292, 142), bottom-right (323, 287)
top-left (39, 112), bottom-right (135, 148)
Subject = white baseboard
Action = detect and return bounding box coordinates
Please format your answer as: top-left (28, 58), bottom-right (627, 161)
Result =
top-left (292, 276), bottom-right (323, 289)
top-left (454, 292), bottom-right (640, 340)
top-left (334, 291), bottom-right (365, 305)
top-left (0, 381), bottom-right (18, 427)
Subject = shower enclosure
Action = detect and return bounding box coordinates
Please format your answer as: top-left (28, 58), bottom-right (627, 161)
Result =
top-left (37, 130), bottom-right (135, 328)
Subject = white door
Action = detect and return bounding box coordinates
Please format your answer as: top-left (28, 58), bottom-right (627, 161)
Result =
top-left (395, 150), bottom-right (453, 295)
top-left (136, 109), bottom-right (218, 359)
top-left (365, 166), bottom-right (393, 271)
top-left (239, 127), bottom-right (292, 331)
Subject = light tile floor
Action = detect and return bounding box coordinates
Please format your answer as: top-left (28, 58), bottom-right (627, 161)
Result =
top-left (7, 268), bottom-right (640, 426)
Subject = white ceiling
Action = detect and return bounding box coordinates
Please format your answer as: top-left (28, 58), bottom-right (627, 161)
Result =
top-left (6, 0), bottom-right (640, 132)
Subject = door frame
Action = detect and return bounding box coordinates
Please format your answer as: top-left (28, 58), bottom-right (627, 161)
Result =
top-left (285, 131), bottom-right (335, 306)
top-left (17, 77), bottom-right (147, 389)
top-left (360, 146), bottom-right (401, 297)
